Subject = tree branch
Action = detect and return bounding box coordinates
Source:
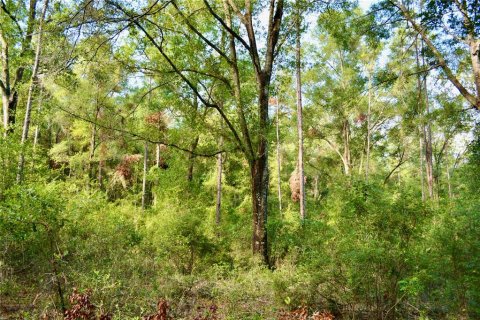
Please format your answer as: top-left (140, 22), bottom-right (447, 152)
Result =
top-left (57, 105), bottom-right (224, 157)
top-left (0, 0), bottom-right (23, 34)
top-left (392, 0), bottom-right (479, 110)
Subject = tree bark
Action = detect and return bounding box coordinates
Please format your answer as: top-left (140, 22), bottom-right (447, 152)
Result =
top-left (421, 44), bottom-right (434, 199)
top-left (419, 135), bottom-right (425, 201)
top-left (16, 0), bottom-right (49, 183)
top-left (446, 150), bottom-right (452, 199)
top-left (0, 0), bottom-right (38, 135)
top-left (313, 175), bottom-right (319, 200)
top-left (215, 135), bottom-right (223, 225)
top-left (365, 66), bottom-right (372, 180)
top-left (187, 136), bottom-right (199, 182)
top-left (250, 154), bottom-right (269, 265)
top-left (276, 94), bottom-right (282, 214)
top-left (142, 142), bottom-right (148, 210)
top-left (469, 38), bottom-right (480, 99)
top-left (342, 119), bottom-right (351, 176)
top-left (295, 5), bottom-right (306, 221)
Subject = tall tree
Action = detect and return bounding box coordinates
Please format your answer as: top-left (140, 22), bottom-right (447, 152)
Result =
top-left (103, 0), bottom-right (285, 264)
top-left (16, 0), bottom-right (49, 183)
top-left (0, 0), bottom-right (38, 135)
top-left (295, 0), bottom-right (306, 220)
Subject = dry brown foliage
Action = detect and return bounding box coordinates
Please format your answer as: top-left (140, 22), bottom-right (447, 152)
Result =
top-left (143, 299), bottom-right (170, 320)
top-left (145, 112), bottom-right (167, 132)
top-left (112, 154), bottom-right (142, 188)
top-left (289, 168), bottom-right (306, 202)
top-left (64, 288), bottom-right (111, 320)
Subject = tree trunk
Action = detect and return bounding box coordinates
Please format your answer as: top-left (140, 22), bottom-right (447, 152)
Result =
top-left (419, 135), bottom-right (425, 201)
top-left (187, 136), bottom-right (199, 182)
top-left (16, 0), bottom-right (49, 183)
top-left (98, 139), bottom-right (105, 189)
top-left (468, 37), bottom-right (480, 99)
top-left (250, 154), bottom-right (269, 265)
top-left (446, 154), bottom-right (452, 199)
top-left (156, 143), bottom-right (161, 167)
top-left (295, 6), bottom-right (306, 221)
top-left (0, 0), bottom-right (38, 136)
top-left (88, 123), bottom-right (97, 179)
top-left (313, 175), bottom-right (319, 200)
top-left (365, 67), bottom-right (372, 180)
top-left (342, 119), bottom-right (351, 175)
top-left (276, 94), bottom-right (282, 215)
top-left (0, 33), bottom-right (14, 136)
top-left (215, 136), bottom-right (223, 225)
top-left (423, 76), bottom-right (434, 199)
top-left (142, 142), bottom-right (148, 210)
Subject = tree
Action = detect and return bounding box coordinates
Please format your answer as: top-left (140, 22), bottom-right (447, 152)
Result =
top-left (384, 0), bottom-right (480, 111)
top-left (102, 0), bottom-right (285, 264)
top-left (17, 0), bottom-right (49, 183)
top-left (295, 0), bottom-right (306, 220)
top-left (0, 0), bottom-right (38, 135)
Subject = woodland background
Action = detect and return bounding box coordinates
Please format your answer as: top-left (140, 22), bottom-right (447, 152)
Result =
top-left (0, 0), bottom-right (479, 319)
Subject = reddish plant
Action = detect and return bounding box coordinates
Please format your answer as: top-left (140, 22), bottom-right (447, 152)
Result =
top-left (143, 299), bottom-right (170, 320)
top-left (64, 288), bottom-right (111, 320)
top-left (145, 112), bottom-right (167, 132)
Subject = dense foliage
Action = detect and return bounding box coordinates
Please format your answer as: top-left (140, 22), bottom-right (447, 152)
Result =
top-left (0, 0), bottom-right (479, 319)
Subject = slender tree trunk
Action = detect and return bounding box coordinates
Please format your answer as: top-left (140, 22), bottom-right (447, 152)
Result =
top-left (423, 80), bottom-right (434, 199)
top-left (0, 33), bottom-right (12, 136)
top-left (0, 0), bottom-right (37, 136)
top-left (313, 175), bottom-right (319, 200)
top-left (187, 92), bottom-right (199, 182)
top-left (276, 95), bottom-right (282, 214)
top-left (468, 38), bottom-right (480, 98)
top-left (215, 136), bottom-right (223, 225)
top-left (98, 137), bottom-right (105, 189)
top-left (17, 0), bottom-right (49, 183)
top-left (1, 94), bottom-right (9, 136)
top-left (446, 153), bottom-right (452, 199)
top-left (419, 134), bottom-right (425, 201)
top-left (365, 67), bottom-right (372, 180)
top-left (187, 136), bottom-right (199, 182)
top-left (32, 126), bottom-right (39, 151)
top-left (88, 124), bottom-right (97, 178)
top-left (342, 119), bottom-right (351, 176)
top-left (142, 142), bottom-right (148, 210)
top-left (414, 24), bottom-right (431, 200)
top-left (295, 6), bottom-right (306, 221)
top-left (156, 143), bottom-right (161, 166)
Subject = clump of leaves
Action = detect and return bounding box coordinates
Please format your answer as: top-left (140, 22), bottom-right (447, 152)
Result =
top-left (145, 112), bottom-right (168, 132)
top-left (112, 154), bottom-right (142, 188)
top-left (64, 288), bottom-right (111, 320)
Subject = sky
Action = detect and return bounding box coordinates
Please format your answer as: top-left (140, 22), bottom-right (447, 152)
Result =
top-left (358, 0), bottom-right (379, 10)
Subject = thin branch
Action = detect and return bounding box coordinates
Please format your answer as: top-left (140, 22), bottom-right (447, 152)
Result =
top-left (0, 0), bottom-right (23, 34)
top-left (106, 0), bottom-right (248, 158)
top-left (203, 0), bottom-right (251, 53)
top-left (384, 149), bottom-right (408, 184)
top-left (57, 105), bottom-right (224, 157)
top-left (172, 0), bottom-right (233, 65)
